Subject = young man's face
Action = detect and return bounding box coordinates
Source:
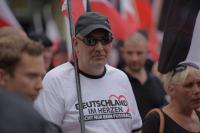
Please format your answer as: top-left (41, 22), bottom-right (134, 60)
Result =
top-left (122, 40), bottom-right (147, 72)
top-left (3, 53), bottom-right (46, 101)
top-left (75, 29), bottom-right (112, 73)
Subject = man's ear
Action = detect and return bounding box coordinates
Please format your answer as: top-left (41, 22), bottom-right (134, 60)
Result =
top-left (0, 69), bottom-right (9, 86)
top-left (71, 36), bottom-right (80, 58)
top-left (72, 36), bottom-right (78, 47)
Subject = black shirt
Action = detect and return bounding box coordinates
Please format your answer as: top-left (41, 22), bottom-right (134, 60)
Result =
top-left (125, 72), bottom-right (167, 119)
top-left (142, 109), bottom-right (200, 133)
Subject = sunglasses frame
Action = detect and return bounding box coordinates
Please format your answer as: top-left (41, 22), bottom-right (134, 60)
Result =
top-left (171, 62), bottom-right (199, 77)
top-left (76, 35), bottom-right (113, 46)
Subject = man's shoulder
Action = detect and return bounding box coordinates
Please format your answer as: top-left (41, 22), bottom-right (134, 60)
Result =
top-left (46, 62), bottom-right (74, 77)
top-left (147, 72), bottom-right (157, 78)
top-left (0, 89), bottom-right (51, 133)
top-left (43, 62), bottom-right (75, 85)
top-left (106, 64), bottom-right (128, 77)
top-left (105, 65), bottom-right (131, 85)
top-left (106, 64), bottom-right (126, 73)
top-left (147, 72), bottom-right (162, 84)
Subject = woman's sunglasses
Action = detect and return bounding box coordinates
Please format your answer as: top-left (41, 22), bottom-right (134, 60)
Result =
top-left (171, 62), bottom-right (199, 77)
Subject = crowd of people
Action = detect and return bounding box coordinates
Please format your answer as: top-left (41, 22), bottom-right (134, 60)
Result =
top-left (0, 11), bottom-right (200, 133)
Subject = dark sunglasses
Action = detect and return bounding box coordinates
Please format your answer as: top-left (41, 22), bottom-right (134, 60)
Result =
top-left (171, 62), bottom-right (199, 77)
top-left (76, 35), bottom-right (113, 46)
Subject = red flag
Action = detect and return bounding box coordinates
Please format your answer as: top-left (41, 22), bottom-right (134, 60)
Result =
top-left (62, 0), bottom-right (87, 23)
top-left (44, 5), bottom-right (61, 52)
top-left (148, 25), bottom-right (159, 61)
top-left (90, 0), bottom-right (129, 40)
top-left (134, 0), bottom-right (152, 32)
top-left (120, 0), bottom-right (139, 37)
top-left (0, 18), bottom-right (10, 27)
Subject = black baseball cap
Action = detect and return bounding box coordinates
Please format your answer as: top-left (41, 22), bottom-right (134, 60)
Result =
top-left (75, 12), bottom-right (112, 37)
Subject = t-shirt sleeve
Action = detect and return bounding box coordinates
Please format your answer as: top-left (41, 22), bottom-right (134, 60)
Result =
top-left (142, 111), bottom-right (160, 133)
top-left (34, 74), bottom-right (65, 126)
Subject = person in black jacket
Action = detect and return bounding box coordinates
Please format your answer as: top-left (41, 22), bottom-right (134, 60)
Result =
top-left (0, 87), bottom-right (62, 133)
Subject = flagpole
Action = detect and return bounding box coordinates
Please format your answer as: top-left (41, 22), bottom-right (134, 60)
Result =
top-left (67, 0), bottom-right (86, 133)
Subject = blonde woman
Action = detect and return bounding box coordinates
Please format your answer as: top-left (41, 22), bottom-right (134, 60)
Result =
top-left (142, 63), bottom-right (200, 133)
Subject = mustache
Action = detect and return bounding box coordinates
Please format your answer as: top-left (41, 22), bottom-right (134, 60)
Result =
top-left (92, 52), bottom-right (106, 57)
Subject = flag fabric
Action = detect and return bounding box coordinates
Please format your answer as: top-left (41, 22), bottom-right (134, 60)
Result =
top-left (45, 18), bottom-right (61, 51)
top-left (90, 0), bottom-right (130, 40)
top-left (157, 0), bottom-right (173, 31)
top-left (148, 25), bottom-right (159, 61)
top-left (158, 0), bottom-right (200, 73)
top-left (119, 0), bottom-right (139, 37)
top-left (0, 18), bottom-right (9, 27)
top-left (62, 0), bottom-right (87, 23)
top-left (0, 0), bottom-right (22, 28)
top-left (44, 4), bottom-right (61, 51)
top-left (134, 0), bottom-right (152, 32)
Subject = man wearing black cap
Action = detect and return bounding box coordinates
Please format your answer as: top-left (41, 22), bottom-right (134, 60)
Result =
top-left (35, 12), bottom-right (142, 133)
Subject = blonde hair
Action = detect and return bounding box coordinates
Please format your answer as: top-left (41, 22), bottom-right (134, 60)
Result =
top-left (163, 65), bottom-right (200, 88)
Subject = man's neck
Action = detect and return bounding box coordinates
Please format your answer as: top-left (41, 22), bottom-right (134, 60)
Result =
top-left (79, 64), bottom-right (105, 76)
top-left (125, 67), bottom-right (147, 84)
top-left (70, 61), bottom-right (105, 76)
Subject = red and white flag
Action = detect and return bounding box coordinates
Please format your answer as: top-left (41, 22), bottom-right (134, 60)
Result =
top-left (44, 4), bottom-right (61, 51)
top-left (0, 18), bottom-right (9, 27)
top-left (119, 0), bottom-right (139, 37)
top-left (0, 0), bottom-right (22, 28)
top-left (134, 0), bottom-right (152, 32)
top-left (90, 0), bottom-right (129, 40)
top-left (61, 0), bottom-right (87, 23)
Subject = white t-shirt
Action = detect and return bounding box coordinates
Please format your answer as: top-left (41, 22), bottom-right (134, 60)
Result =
top-left (34, 62), bottom-right (142, 133)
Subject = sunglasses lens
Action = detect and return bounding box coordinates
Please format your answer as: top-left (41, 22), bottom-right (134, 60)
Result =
top-left (101, 36), bottom-right (113, 45)
top-left (82, 35), bottom-right (113, 46)
top-left (85, 37), bottom-right (97, 46)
